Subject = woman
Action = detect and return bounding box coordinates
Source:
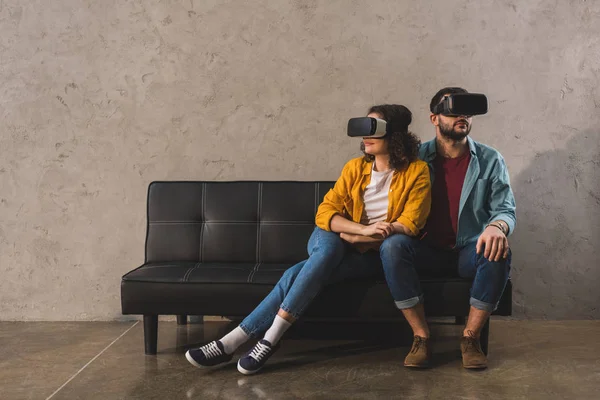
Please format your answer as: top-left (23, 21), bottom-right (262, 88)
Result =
top-left (186, 104), bottom-right (431, 375)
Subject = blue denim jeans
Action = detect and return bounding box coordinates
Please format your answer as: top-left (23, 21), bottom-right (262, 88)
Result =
top-left (239, 227), bottom-right (421, 337)
top-left (412, 241), bottom-right (512, 313)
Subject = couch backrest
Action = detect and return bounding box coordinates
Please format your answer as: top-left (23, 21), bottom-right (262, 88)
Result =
top-left (145, 181), bottom-right (335, 263)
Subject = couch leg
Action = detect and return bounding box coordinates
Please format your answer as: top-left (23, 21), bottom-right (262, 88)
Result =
top-left (144, 315), bottom-right (158, 355)
top-left (455, 316), bottom-right (466, 325)
top-left (480, 318), bottom-right (490, 356)
top-left (177, 315), bottom-right (187, 325)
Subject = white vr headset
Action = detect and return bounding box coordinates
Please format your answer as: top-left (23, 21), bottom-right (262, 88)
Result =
top-left (347, 117), bottom-right (388, 138)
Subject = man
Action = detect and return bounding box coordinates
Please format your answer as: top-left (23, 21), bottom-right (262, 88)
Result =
top-left (387, 87), bottom-right (516, 369)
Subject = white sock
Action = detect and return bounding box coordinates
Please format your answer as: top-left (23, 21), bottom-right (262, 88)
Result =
top-left (219, 326), bottom-right (250, 354)
top-left (263, 315), bottom-right (292, 345)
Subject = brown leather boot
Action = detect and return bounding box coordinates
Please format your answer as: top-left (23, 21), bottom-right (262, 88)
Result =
top-left (404, 335), bottom-right (431, 368)
top-left (460, 331), bottom-right (488, 369)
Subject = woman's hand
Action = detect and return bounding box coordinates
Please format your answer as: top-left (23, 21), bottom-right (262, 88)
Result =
top-left (340, 232), bottom-right (384, 244)
top-left (360, 221), bottom-right (394, 239)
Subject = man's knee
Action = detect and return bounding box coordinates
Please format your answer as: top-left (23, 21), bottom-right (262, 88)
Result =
top-left (476, 248), bottom-right (512, 271)
top-left (460, 248), bottom-right (512, 279)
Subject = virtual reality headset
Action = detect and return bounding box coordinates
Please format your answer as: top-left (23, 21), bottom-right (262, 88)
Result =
top-left (432, 93), bottom-right (488, 116)
top-left (347, 117), bottom-right (388, 138)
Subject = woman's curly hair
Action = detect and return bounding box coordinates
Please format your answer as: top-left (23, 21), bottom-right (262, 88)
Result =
top-left (361, 104), bottom-right (421, 171)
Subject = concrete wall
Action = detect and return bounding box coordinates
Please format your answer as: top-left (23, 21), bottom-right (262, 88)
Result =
top-left (1, 0), bottom-right (598, 320)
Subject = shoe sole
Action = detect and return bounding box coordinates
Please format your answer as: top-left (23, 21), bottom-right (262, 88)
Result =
top-left (237, 360), bottom-right (262, 375)
top-left (463, 364), bottom-right (487, 370)
top-left (185, 349), bottom-right (233, 368)
top-left (404, 363), bottom-right (430, 369)
top-left (185, 350), bottom-right (207, 368)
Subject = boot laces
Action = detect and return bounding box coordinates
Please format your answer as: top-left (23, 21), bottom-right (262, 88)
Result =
top-left (463, 330), bottom-right (483, 354)
top-left (410, 336), bottom-right (426, 354)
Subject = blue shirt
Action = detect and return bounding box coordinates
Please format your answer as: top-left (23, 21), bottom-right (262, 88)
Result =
top-left (419, 137), bottom-right (517, 248)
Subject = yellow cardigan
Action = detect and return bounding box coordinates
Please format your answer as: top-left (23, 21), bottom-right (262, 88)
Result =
top-left (315, 157), bottom-right (432, 236)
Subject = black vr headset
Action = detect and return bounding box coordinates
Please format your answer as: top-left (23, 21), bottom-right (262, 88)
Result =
top-left (432, 93), bottom-right (488, 117)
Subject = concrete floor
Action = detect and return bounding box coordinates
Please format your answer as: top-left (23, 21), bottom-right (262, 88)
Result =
top-left (1, 320), bottom-right (599, 400)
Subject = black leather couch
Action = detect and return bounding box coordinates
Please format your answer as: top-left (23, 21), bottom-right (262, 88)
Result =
top-left (121, 181), bottom-right (511, 355)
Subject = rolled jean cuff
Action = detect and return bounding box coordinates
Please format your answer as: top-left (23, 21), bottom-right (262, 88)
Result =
top-left (239, 323), bottom-right (258, 338)
top-left (470, 297), bottom-right (496, 313)
top-left (279, 304), bottom-right (301, 320)
top-left (394, 294), bottom-right (424, 310)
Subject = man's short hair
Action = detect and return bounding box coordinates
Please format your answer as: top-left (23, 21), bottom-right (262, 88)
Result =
top-left (430, 87), bottom-right (469, 113)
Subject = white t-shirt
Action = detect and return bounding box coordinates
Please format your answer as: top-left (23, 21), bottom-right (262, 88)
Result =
top-left (361, 164), bottom-right (393, 225)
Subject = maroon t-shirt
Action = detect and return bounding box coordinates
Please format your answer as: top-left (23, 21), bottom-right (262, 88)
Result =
top-left (424, 151), bottom-right (471, 249)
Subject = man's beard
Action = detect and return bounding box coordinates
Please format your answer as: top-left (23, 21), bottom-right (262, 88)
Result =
top-left (439, 120), bottom-right (471, 141)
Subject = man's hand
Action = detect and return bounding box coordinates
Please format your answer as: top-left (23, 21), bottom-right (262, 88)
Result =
top-left (476, 226), bottom-right (509, 262)
top-left (360, 221), bottom-right (394, 239)
top-left (339, 232), bottom-right (355, 244)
